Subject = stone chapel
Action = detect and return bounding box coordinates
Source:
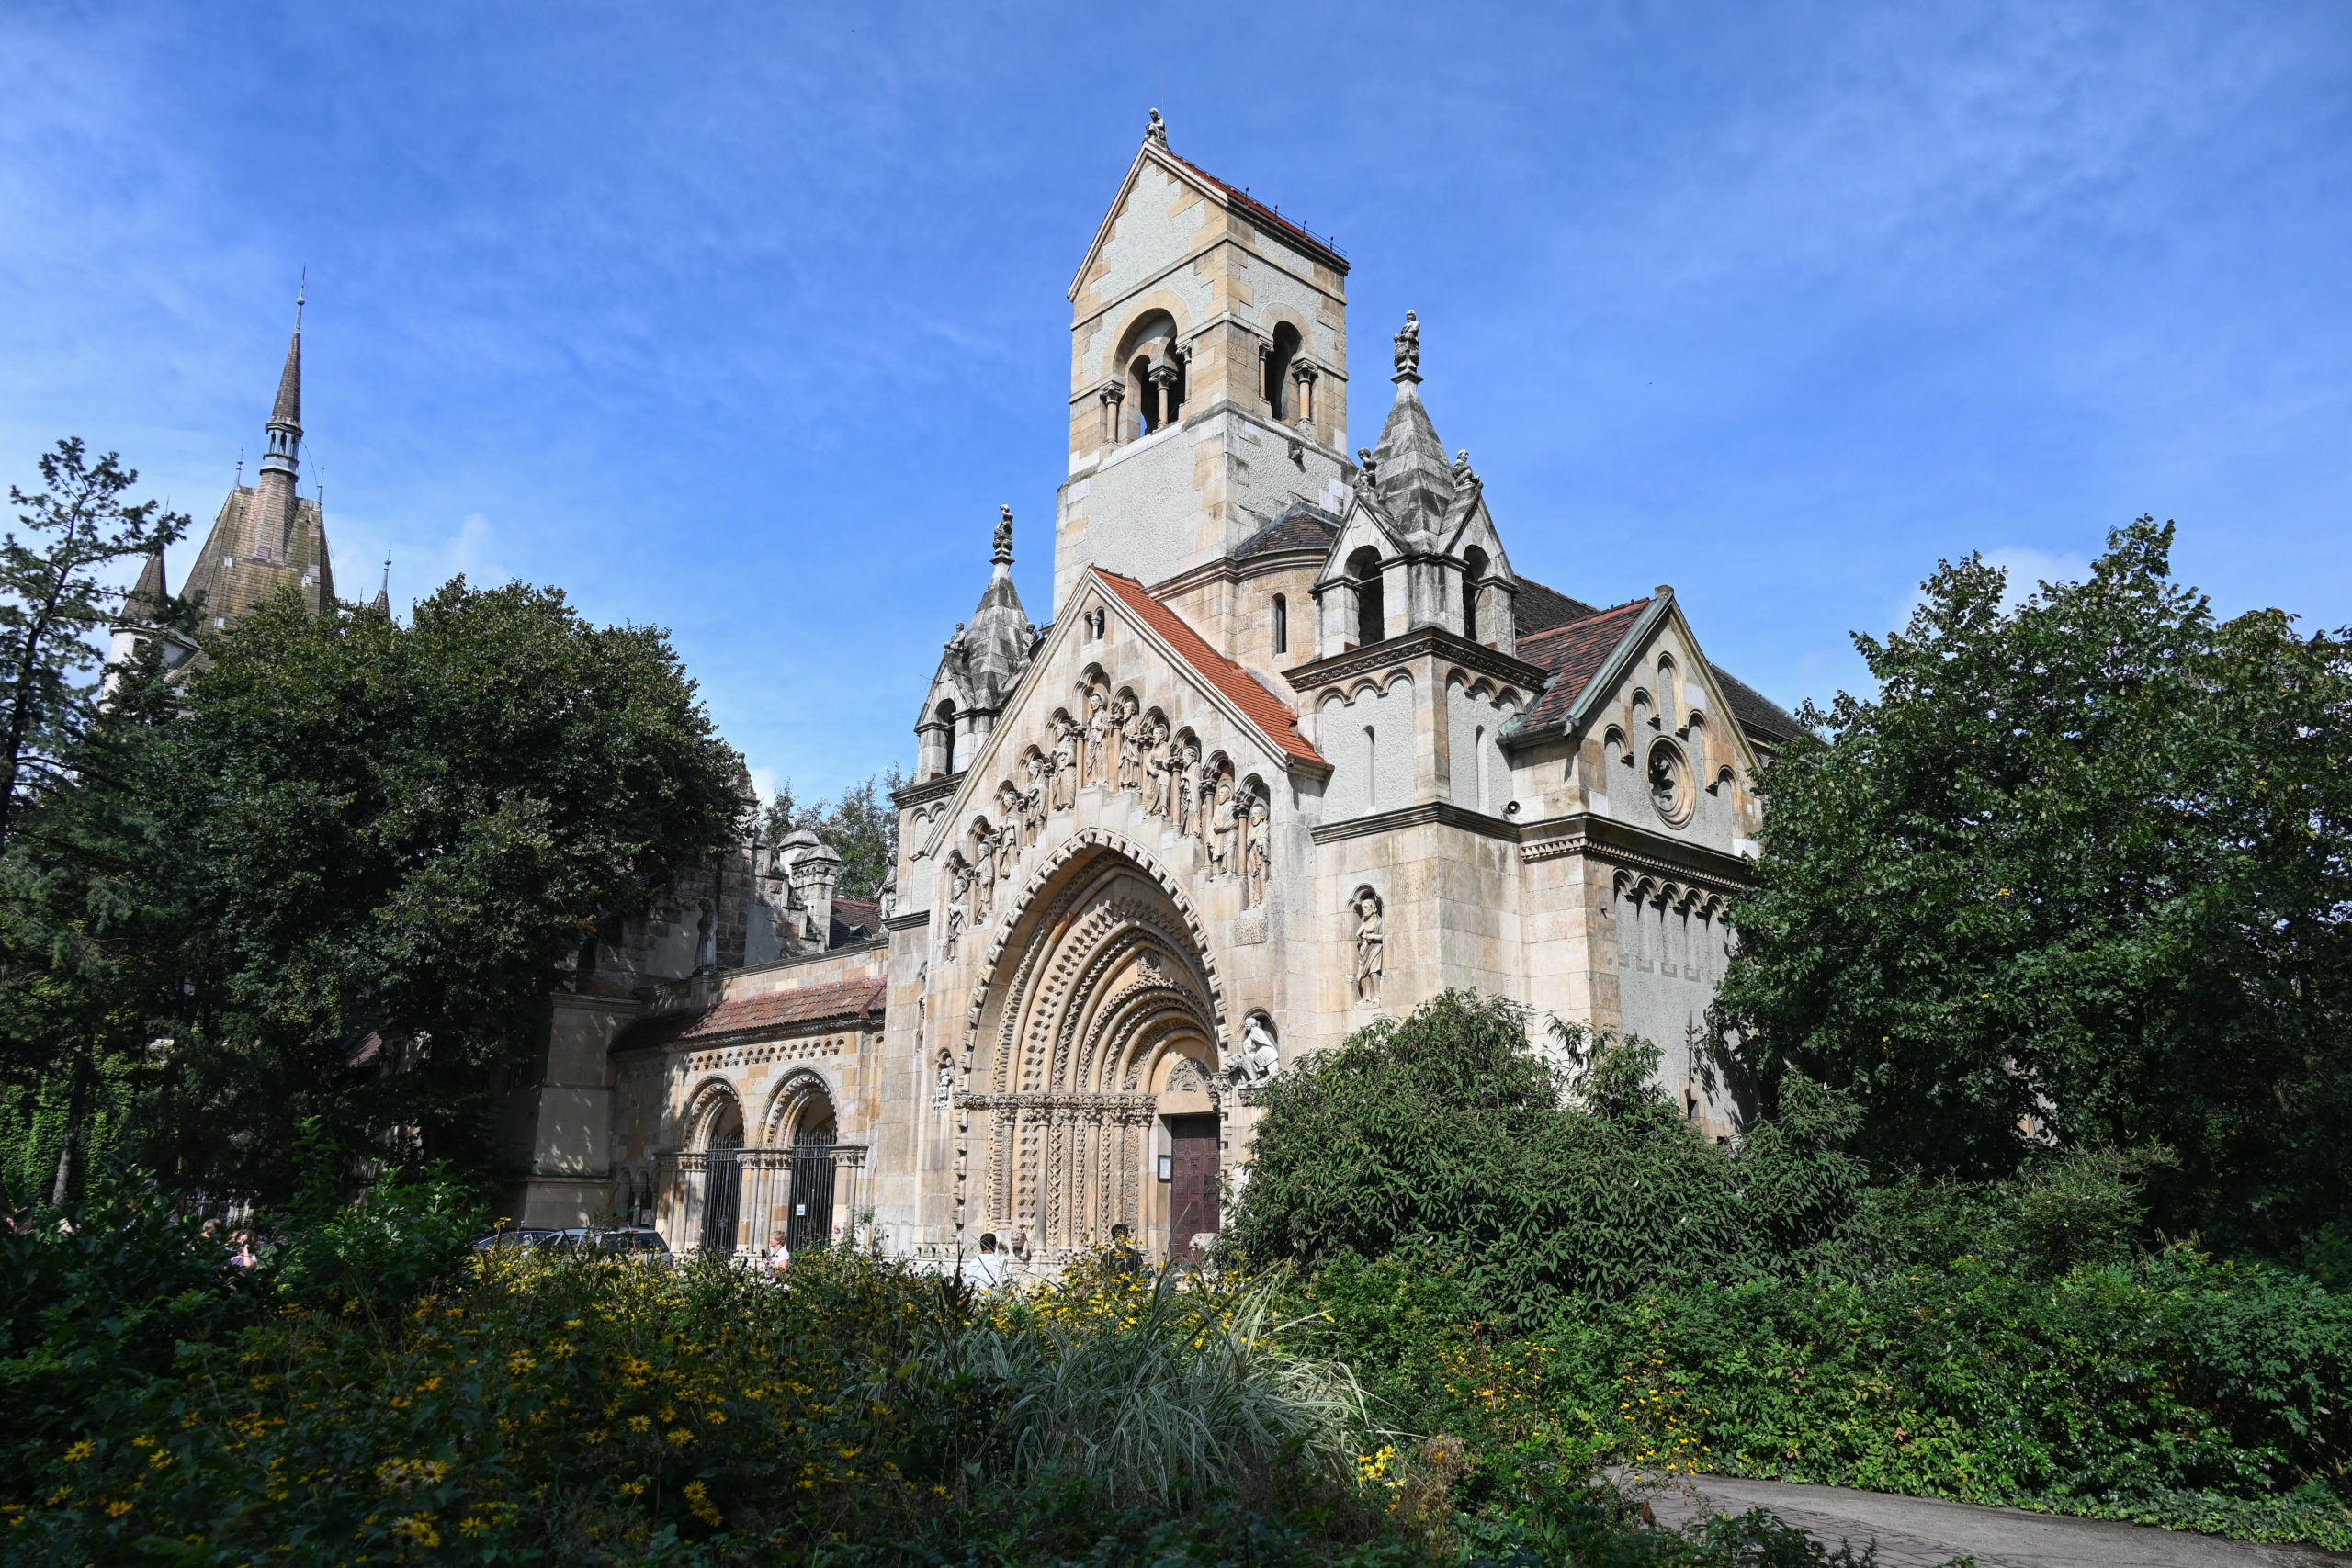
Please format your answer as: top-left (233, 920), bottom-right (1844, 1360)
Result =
top-left (509, 114), bottom-right (1800, 1266)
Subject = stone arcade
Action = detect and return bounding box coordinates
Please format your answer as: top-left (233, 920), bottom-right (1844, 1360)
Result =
top-left (508, 117), bottom-right (1800, 1266)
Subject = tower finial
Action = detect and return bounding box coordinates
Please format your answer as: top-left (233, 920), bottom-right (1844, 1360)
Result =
top-left (295, 268), bottom-right (306, 333)
top-left (260, 282), bottom-right (305, 479)
top-left (1392, 310), bottom-right (1422, 385)
top-left (992, 504), bottom-right (1013, 566)
top-left (1144, 108), bottom-right (1167, 148)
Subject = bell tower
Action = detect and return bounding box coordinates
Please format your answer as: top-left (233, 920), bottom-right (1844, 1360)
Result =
top-left (1053, 112), bottom-right (1353, 614)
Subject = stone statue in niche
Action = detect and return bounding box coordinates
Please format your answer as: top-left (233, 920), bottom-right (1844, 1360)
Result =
top-left (1115, 698), bottom-right (1144, 791)
top-left (1106, 695), bottom-right (1131, 789)
top-left (1230, 1015), bottom-right (1279, 1087)
top-left (995, 815), bottom-right (1018, 887)
top-left (1176, 739), bottom-right (1201, 836)
top-left (1145, 721), bottom-right (1174, 817)
top-left (1352, 890), bottom-right (1385, 1005)
top-left (1021, 755), bottom-right (1048, 842)
top-left (1208, 771), bottom-right (1237, 877)
top-left (933, 1054), bottom-right (955, 1109)
top-left (1242, 791), bottom-right (1271, 908)
top-left (1648, 748), bottom-right (1683, 819)
top-left (1049, 717), bottom-right (1078, 810)
top-left (1083, 689), bottom-right (1110, 787)
top-left (944, 867), bottom-right (970, 960)
top-left (971, 832), bottom-right (996, 920)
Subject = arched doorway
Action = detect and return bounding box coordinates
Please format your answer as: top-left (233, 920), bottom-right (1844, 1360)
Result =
top-left (964, 842), bottom-right (1224, 1264)
top-left (692, 1089), bottom-right (746, 1256)
top-left (757, 1073), bottom-right (841, 1256)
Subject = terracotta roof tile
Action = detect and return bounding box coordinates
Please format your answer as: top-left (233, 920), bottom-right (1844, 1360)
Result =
top-left (617, 977), bottom-right (886, 1054)
top-left (1093, 570), bottom-right (1327, 768)
top-left (1515, 598), bottom-right (1654, 734)
top-left (1160, 151), bottom-right (1348, 273)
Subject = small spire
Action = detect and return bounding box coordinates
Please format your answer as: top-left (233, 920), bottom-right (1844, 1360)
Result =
top-left (372, 553), bottom-right (390, 615)
top-left (1392, 310), bottom-right (1422, 385)
top-left (125, 549), bottom-right (169, 622)
top-left (991, 504), bottom-right (1014, 567)
top-left (234, 446), bottom-right (243, 488)
top-left (260, 278), bottom-right (305, 479)
top-left (1144, 108), bottom-right (1168, 148)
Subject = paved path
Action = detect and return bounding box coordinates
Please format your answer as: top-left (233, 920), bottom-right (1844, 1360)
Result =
top-left (1645, 1475), bottom-right (2348, 1568)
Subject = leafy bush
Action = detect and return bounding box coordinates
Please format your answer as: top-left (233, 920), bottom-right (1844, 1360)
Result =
top-left (1534, 1251), bottom-right (2352, 1549)
top-left (263, 1154), bottom-right (484, 1312)
top-left (1224, 991), bottom-right (1864, 1317)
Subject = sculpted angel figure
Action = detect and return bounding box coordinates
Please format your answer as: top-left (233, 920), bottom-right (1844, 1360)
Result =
top-left (1353, 890), bottom-right (1385, 1004)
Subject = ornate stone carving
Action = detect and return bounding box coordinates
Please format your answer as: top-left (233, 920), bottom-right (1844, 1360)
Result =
top-left (1144, 107), bottom-right (1167, 147)
top-left (992, 504), bottom-right (1013, 565)
top-left (1242, 786), bottom-right (1271, 908)
top-left (1393, 310), bottom-right (1420, 380)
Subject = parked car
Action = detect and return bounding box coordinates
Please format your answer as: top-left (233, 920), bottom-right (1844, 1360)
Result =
top-left (594, 1227), bottom-right (672, 1261)
top-left (471, 1227), bottom-right (561, 1252)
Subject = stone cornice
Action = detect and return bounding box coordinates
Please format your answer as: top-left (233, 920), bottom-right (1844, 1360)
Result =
top-left (1519, 811), bottom-right (1749, 891)
top-left (884, 909), bottom-right (931, 932)
top-left (892, 774), bottom-right (964, 809)
top-left (1308, 800), bottom-right (1519, 845)
top-left (1304, 802), bottom-right (1751, 893)
top-left (1148, 546), bottom-right (1332, 601)
top-left (1283, 626), bottom-right (1550, 697)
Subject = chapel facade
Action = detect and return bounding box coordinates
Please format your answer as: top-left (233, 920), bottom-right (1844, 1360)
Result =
top-left (509, 116), bottom-right (1799, 1267)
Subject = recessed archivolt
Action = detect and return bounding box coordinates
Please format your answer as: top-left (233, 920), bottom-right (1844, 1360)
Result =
top-left (964, 829), bottom-right (1223, 1040)
top-left (684, 1077), bottom-right (742, 1149)
top-left (760, 1067), bottom-right (837, 1148)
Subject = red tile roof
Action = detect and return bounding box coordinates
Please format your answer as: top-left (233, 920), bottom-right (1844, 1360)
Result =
top-left (1515, 598), bottom-right (1653, 734)
top-left (1161, 150), bottom-right (1348, 274)
top-left (1092, 570), bottom-right (1328, 769)
top-left (617, 977), bottom-right (887, 1054)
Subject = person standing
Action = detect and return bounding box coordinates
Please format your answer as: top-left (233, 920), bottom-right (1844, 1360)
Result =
top-left (960, 1232), bottom-right (1011, 1294)
top-left (1107, 1224), bottom-right (1143, 1275)
top-left (766, 1232), bottom-right (791, 1278)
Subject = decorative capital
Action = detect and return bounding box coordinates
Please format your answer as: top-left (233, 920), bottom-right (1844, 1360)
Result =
top-left (1098, 378), bottom-right (1125, 406)
top-left (1291, 359), bottom-right (1319, 386)
top-left (1144, 108), bottom-right (1168, 147)
top-left (1392, 311), bottom-right (1421, 383)
top-left (992, 505), bottom-right (1013, 565)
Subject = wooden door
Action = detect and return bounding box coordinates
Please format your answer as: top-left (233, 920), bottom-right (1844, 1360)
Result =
top-left (1164, 1113), bottom-right (1220, 1261)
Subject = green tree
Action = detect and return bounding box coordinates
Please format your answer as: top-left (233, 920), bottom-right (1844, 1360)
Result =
top-left (117, 579), bottom-right (750, 1197)
top-left (763, 766), bottom-right (904, 904)
top-left (1715, 521), bottom-right (2352, 1251)
top-left (0, 439), bottom-right (188, 846)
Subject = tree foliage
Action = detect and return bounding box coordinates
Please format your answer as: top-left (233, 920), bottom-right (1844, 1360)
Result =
top-left (1715, 520), bottom-right (2352, 1251)
top-left (0, 439), bottom-right (188, 846)
top-left (762, 766), bottom-right (904, 904)
top-left (3, 576), bottom-right (749, 1201)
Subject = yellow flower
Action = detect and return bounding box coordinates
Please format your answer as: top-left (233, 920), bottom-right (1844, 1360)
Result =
top-left (62, 1442), bottom-right (94, 1463)
top-left (107, 1500), bottom-right (133, 1517)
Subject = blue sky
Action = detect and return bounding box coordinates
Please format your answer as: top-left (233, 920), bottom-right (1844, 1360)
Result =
top-left (5, 2), bottom-right (2347, 805)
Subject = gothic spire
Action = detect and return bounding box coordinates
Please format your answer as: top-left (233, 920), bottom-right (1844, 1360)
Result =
top-left (124, 549), bottom-right (168, 623)
top-left (259, 282), bottom-right (303, 480)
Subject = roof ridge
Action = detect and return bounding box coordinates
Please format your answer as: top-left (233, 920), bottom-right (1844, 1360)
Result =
top-left (1516, 596), bottom-right (1651, 643)
top-left (1157, 147), bottom-right (1348, 270)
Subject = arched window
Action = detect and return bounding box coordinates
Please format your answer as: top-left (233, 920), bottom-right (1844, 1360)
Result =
top-left (936, 700), bottom-right (958, 775)
top-left (1119, 311), bottom-right (1182, 437)
top-left (1350, 547), bottom-right (1385, 647)
top-left (1272, 593), bottom-right (1288, 655)
top-left (1265, 322), bottom-right (1302, 419)
top-left (1461, 547), bottom-right (1488, 640)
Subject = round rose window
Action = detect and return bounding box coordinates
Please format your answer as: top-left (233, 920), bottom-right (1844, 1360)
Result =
top-left (1646, 740), bottom-right (1693, 828)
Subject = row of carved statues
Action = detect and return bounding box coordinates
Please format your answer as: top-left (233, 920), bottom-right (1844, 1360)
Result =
top-left (937, 683), bottom-right (1276, 961)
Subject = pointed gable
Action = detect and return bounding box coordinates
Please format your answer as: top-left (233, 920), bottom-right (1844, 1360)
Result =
top-left (1069, 131), bottom-right (1346, 305)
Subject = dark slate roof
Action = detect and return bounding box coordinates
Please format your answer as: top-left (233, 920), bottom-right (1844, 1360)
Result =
top-left (1515, 598), bottom-right (1654, 734)
top-left (831, 899), bottom-right (882, 944)
top-left (1511, 577), bottom-right (1601, 636)
top-left (270, 328), bottom-right (301, 427)
top-left (616, 976), bottom-right (887, 1054)
top-left (1369, 384), bottom-right (1456, 533)
top-left (1708, 663), bottom-right (1804, 743)
top-left (1235, 504), bottom-right (1340, 558)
